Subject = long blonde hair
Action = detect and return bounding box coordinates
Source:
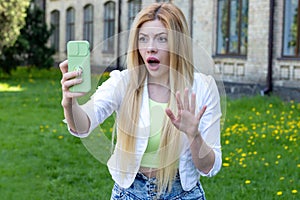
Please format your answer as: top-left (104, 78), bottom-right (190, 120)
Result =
top-left (117, 2), bottom-right (194, 192)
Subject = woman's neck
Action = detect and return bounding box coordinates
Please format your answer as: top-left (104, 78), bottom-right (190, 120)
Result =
top-left (147, 82), bottom-right (170, 103)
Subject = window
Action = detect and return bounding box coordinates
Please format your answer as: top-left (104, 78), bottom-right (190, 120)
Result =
top-left (66, 7), bottom-right (75, 44)
top-left (216, 0), bottom-right (248, 56)
top-left (50, 10), bottom-right (60, 52)
top-left (283, 0), bottom-right (300, 57)
top-left (103, 1), bottom-right (116, 53)
top-left (128, 0), bottom-right (141, 29)
top-left (83, 4), bottom-right (93, 49)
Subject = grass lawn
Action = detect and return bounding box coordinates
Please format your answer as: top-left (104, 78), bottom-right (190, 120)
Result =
top-left (0, 67), bottom-right (299, 199)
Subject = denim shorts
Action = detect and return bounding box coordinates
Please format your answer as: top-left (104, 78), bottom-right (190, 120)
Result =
top-left (110, 172), bottom-right (206, 200)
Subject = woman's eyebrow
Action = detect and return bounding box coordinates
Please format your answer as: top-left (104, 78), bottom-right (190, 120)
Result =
top-left (138, 32), bottom-right (168, 36)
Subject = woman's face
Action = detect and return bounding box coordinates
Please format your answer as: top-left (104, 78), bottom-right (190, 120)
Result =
top-left (138, 19), bottom-right (170, 84)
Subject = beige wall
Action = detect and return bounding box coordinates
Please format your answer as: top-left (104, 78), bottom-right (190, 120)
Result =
top-left (46, 0), bottom-right (300, 88)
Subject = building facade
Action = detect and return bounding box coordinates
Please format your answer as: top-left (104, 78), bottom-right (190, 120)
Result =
top-left (45, 0), bottom-right (300, 89)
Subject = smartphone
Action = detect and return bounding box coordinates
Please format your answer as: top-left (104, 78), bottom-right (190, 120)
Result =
top-left (67, 40), bottom-right (91, 93)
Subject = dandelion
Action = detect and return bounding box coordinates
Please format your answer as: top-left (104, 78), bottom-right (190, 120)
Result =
top-left (291, 104), bottom-right (295, 109)
top-left (269, 104), bottom-right (273, 108)
top-left (297, 164), bottom-right (300, 168)
top-left (58, 135), bottom-right (63, 139)
top-left (292, 190), bottom-right (297, 194)
top-left (277, 191), bottom-right (283, 196)
top-left (277, 155), bottom-right (281, 159)
top-left (279, 177), bottom-right (285, 181)
top-left (276, 135), bottom-right (280, 140)
top-left (223, 163), bottom-right (230, 167)
top-left (245, 180), bottom-right (251, 184)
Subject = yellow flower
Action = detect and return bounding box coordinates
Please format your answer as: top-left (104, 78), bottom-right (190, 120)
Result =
top-left (58, 135), bottom-right (63, 139)
top-left (223, 163), bottom-right (230, 167)
top-left (245, 180), bottom-right (251, 184)
top-left (277, 191), bottom-right (283, 196)
top-left (279, 177), bottom-right (285, 181)
top-left (269, 104), bottom-right (273, 108)
top-left (292, 190), bottom-right (297, 194)
top-left (225, 157), bottom-right (230, 161)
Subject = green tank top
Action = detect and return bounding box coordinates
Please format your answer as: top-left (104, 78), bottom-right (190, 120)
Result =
top-left (140, 98), bottom-right (168, 168)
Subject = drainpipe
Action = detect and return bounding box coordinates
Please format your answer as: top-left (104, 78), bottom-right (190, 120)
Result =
top-left (189, 0), bottom-right (194, 37)
top-left (116, 0), bottom-right (122, 70)
top-left (262, 0), bottom-right (274, 95)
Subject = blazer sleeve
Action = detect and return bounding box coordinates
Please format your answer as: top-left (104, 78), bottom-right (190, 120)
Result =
top-left (196, 73), bottom-right (222, 177)
top-left (67, 70), bottom-right (128, 138)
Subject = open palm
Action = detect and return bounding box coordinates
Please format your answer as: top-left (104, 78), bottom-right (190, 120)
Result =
top-left (165, 88), bottom-right (206, 139)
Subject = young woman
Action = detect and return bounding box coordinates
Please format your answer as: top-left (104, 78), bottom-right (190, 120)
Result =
top-left (60, 2), bottom-right (222, 199)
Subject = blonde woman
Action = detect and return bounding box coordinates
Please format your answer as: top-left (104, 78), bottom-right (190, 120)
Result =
top-left (60, 2), bottom-right (222, 199)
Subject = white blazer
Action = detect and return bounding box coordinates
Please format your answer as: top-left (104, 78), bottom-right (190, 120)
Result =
top-left (69, 69), bottom-right (222, 191)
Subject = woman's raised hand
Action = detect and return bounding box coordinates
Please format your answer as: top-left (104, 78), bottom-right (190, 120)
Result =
top-left (165, 88), bottom-right (206, 139)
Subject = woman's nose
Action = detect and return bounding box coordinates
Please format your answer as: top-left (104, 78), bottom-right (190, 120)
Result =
top-left (146, 40), bottom-right (157, 53)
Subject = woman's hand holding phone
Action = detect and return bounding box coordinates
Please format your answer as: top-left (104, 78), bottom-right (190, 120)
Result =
top-left (60, 40), bottom-right (91, 108)
top-left (59, 60), bottom-right (86, 108)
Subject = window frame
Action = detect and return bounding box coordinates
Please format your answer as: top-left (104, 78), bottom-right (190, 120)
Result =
top-left (83, 4), bottom-right (94, 49)
top-left (66, 7), bottom-right (75, 45)
top-left (50, 10), bottom-right (60, 52)
top-left (216, 0), bottom-right (248, 57)
top-left (282, 0), bottom-right (300, 58)
top-left (128, 0), bottom-right (142, 29)
top-left (103, 1), bottom-right (116, 54)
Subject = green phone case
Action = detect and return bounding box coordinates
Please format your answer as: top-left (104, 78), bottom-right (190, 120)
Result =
top-left (67, 40), bottom-right (91, 93)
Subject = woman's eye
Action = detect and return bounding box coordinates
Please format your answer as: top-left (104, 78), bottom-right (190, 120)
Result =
top-left (138, 36), bottom-right (148, 43)
top-left (158, 36), bottom-right (167, 43)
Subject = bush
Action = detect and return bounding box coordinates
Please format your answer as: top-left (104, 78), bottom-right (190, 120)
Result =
top-left (0, 2), bottom-right (54, 75)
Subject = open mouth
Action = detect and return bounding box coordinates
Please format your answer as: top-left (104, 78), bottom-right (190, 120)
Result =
top-left (146, 57), bottom-right (160, 67)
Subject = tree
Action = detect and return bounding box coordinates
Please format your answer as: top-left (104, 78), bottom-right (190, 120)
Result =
top-left (0, 0), bottom-right (30, 52)
top-left (0, 2), bottom-right (55, 74)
